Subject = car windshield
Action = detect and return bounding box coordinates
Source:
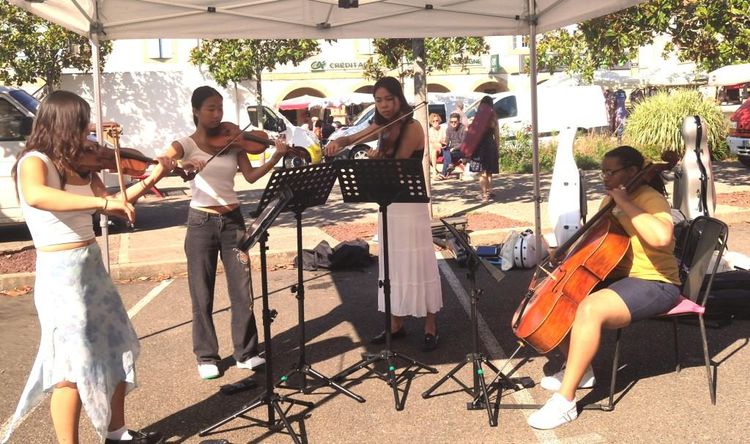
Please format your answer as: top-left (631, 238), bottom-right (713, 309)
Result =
top-left (464, 98), bottom-right (481, 120)
top-left (351, 104), bottom-right (375, 126)
top-left (9, 89), bottom-right (38, 113)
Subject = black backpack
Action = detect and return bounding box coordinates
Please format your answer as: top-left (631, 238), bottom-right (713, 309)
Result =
top-left (297, 239), bottom-right (374, 271)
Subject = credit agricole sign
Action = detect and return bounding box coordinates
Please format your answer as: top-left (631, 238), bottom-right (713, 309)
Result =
top-left (310, 60), bottom-right (365, 72)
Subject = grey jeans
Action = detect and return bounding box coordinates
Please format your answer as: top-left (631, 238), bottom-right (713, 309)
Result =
top-left (185, 207), bottom-right (259, 364)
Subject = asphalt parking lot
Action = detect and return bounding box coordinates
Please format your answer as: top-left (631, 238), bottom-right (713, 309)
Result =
top-left (2, 255), bottom-right (749, 443)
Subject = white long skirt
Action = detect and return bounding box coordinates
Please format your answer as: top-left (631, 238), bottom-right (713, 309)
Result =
top-left (377, 202), bottom-right (442, 317)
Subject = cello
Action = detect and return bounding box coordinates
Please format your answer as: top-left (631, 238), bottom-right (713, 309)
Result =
top-left (512, 152), bottom-right (679, 353)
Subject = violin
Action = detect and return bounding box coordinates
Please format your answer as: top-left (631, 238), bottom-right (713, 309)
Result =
top-left (77, 141), bottom-right (195, 181)
top-left (328, 101), bottom-right (427, 159)
top-left (205, 122), bottom-right (274, 155)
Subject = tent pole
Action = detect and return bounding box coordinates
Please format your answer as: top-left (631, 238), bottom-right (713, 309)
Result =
top-left (528, 0), bottom-right (542, 255)
top-left (90, 23), bottom-right (110, 272)
top-left (412, 39), bottom-right (432, 215)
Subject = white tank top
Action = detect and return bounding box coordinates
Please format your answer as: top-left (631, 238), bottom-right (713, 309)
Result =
top-left (16, 152), bottom-right (95, 248)
top-left (177, 136), bottom-right (240, 208)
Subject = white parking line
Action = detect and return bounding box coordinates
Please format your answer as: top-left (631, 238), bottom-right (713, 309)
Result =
top-left (127, 278), bottom-right (173, 319)
top-left (436, 255), bottom-right (560, 443)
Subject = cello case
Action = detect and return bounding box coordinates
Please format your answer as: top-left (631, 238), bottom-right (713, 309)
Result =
top-left (673, 116), bottom-right (716, 220)
top-left (547, 127), bottom-right (583, 247)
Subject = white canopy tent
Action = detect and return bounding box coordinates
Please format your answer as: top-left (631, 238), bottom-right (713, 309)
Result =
top-left (13, 0), bottom-right (645, 257)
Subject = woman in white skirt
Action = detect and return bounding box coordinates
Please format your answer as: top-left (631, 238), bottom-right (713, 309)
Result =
top-left (325, 77), bottom-right (443, 351)
top-left (5, 91), bottom-right (173, 444)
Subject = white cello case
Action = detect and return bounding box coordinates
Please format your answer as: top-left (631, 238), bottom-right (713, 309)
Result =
top-left (673, 116), bottom-right (716, 220)
top-left (547, 127), bottom-right (583, 247)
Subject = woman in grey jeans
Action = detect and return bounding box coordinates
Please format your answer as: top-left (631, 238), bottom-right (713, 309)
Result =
top-left (162, 86), bottom-right (288, 380)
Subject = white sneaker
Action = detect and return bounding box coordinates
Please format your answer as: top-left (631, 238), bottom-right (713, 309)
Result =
top-left (540, 365), bottom-right (595, 391)
top-left (236, 355), bottom-right (265, 370)
top-left (198, 363), bottom-right (220, 380)
top-left (527, 393), bottom-right (578, 430)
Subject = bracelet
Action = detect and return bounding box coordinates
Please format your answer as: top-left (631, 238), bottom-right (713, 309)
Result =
top-left (102, 197), bottom-right (108, 211)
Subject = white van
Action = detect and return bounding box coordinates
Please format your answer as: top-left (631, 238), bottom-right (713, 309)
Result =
top-left (0, 86), bottom-right (37, 226)
top-left (464, 85), bottom-right (609, 137)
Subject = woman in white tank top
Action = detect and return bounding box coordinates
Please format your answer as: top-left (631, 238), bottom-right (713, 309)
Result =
top-left (6, 91), bottom-right (173, 443)
top-left (160, 86), bottom-right (288, 380)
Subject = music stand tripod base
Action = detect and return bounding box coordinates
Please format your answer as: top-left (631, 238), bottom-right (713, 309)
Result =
top-left (331, 159), bottom-right (438, 411)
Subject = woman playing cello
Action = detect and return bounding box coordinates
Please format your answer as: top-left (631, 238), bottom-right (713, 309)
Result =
top-left (325, 77), bottom-right (443, 351)
top-left (528, 145), bottom-right (681, 430)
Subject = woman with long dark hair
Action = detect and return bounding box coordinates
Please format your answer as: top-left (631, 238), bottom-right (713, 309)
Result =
top-left (6, 90), bottom-right (171, 443)
top-left (528, 145), bottom-right (680, 430)
top-left (160, 86), bottom-right (288, 380)
top-left (325, 77), bottom-right (443, 351)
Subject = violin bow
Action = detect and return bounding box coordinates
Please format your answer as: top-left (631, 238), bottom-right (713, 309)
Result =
top-left (105, 126), bottom-right (130, 221)
top-left (343, 100), bottom-right (428, 150)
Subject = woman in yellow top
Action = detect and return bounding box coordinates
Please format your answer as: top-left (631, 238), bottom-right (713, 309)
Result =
top-left (528, 145), bottom-right (681, 430)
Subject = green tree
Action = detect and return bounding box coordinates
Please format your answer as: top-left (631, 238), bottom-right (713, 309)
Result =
top-left (0, 2), bottom-right (111, 96)
top-left (189, 39), bottom-right (320, 126)
top-left (536, 0), bottom-right (750, 81)
top-left (362, 37), bottom-right (489, 82)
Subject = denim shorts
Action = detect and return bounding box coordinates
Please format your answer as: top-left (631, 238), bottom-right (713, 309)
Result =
top-left (608, 277), bottom-right (681, 322)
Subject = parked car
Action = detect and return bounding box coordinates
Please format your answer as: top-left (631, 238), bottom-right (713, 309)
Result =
top-left (246, 104), bottom-right (323, 168)
top-left (708, 64), bottom-right (750, 167)
top-left (727, 99), bottom-right (750, 167)
top-left (0, 86), bottom-right (37, 226)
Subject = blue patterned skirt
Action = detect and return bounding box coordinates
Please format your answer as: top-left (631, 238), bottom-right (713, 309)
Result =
top-left (2, 243), bottom-right (139, 443)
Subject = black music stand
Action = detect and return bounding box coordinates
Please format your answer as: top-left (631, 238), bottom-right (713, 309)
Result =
top-left (258, 164), bottom-right (364, 402)
top-left (421, 219), bottom-right (509, 426)
top-left (199, 186), bottom-right (314, 444)
top-left (332, 158), bottom-right (438, 411)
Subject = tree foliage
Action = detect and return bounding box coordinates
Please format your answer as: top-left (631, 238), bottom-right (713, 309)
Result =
top-left (189, 39), bottom-right (320, 88)
top-left (362, 37), bottom-right (489, 82)
top-left (0, 2), bottom-right (111, 96)
top-left (189, 39), bottom-right (320, 125)
top-left (536, 0), bottom-right (750, 81)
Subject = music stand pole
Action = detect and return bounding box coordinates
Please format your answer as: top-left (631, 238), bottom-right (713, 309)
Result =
top-left (278, 210), bottom-right (365, 402)
top-left (332, 158), bottom-right (438, 411)
top-left (421, 224), bottom-right (502, 426)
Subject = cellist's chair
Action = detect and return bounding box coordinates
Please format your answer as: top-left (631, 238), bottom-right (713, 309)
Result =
top-left (602, 215), bottom-right (728, 410)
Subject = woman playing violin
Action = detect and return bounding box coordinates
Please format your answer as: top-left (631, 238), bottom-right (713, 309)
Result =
top-left (528, 145), bottom-right (680, 430)
top-left (325, 76), bottom-right (443, 351)
top-left (160, 85), bottom-right (288, 380)
top-left (6, 90), bottom-right (171, 444)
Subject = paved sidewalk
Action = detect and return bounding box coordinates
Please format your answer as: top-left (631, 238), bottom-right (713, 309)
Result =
top-left (2, 161), bottom-right (750, 289)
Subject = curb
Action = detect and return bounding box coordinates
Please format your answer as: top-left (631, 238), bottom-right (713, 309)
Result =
top-left (3, 209), bottom-right (748, 291)
top-left (0, 249), bottom-right (300, 291)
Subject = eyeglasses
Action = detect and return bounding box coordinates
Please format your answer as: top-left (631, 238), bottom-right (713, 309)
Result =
top-left (599, 166), bottom-right (629, 179)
